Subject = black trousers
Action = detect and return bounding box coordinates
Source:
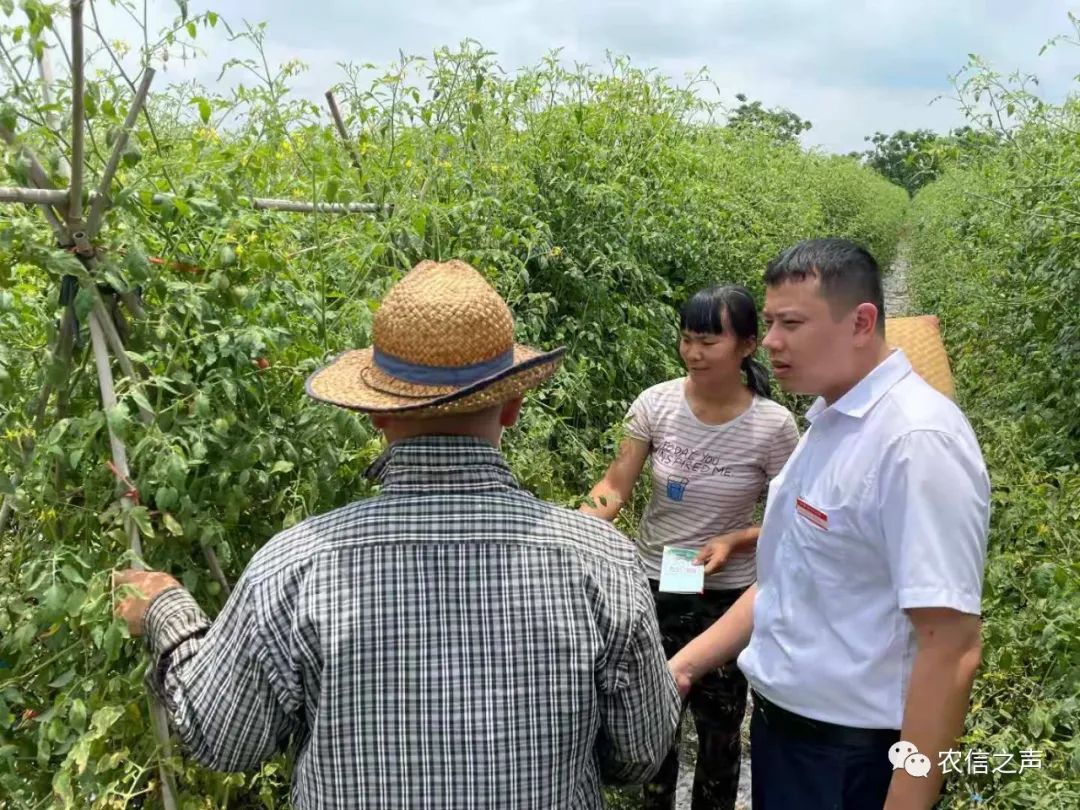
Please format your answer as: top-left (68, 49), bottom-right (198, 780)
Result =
top-left (643, 582), bottom-right (748, 810)
top-left (749, 696), bottom-right (897, 810)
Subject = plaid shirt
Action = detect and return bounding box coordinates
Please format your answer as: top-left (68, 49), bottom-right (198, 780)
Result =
top-left (145, 435), bottom-right (680, 809)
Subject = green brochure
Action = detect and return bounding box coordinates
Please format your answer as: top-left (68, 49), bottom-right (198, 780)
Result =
top-left (659, 546), bottom-right (705, 594)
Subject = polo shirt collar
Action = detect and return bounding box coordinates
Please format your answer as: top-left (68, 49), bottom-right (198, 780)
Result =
top-left (806, 349), bottom-right (913, 422)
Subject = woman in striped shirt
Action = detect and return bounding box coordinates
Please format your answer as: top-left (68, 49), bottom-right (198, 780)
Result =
top-left (582, 284), bottom-right (799, 810)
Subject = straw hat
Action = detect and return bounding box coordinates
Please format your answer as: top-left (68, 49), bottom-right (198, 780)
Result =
top-left (885, 315), bottom-right (956, 399)
top-left (306, 259), bottom-right (566, 418)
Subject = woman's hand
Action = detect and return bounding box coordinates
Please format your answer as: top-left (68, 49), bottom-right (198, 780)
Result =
top-left (694, 530), bottom-right (745, 574)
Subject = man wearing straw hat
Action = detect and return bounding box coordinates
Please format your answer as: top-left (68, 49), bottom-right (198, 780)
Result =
top-left (670, 239), bottom-right (990, 810)
top-left (114, 259), bottom-right (680, 808)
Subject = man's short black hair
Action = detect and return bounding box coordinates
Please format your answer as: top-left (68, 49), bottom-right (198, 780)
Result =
top-left (764, 238), bottom-right (886, 334)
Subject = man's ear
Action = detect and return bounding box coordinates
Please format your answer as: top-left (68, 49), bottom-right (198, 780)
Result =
top-left (853, 302), bottom-right (880, 344)
top-left (370, 413), bottom-right (390, 431)
top-left (499, 397), bottom-right (524, 428)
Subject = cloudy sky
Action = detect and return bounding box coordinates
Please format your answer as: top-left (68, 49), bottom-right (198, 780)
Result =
top-left (89, 0), bottom-right (1078, 153)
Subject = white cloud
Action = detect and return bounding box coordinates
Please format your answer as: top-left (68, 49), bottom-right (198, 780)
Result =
top-left (14, 0), bottom-right (1080, 152)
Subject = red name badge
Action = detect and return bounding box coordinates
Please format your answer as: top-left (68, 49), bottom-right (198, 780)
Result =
top-left (795, 497), bottom-right (829, 531)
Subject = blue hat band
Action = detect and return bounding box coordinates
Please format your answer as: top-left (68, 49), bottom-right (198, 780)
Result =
top-left (372, 347), bottom-right (515, 387)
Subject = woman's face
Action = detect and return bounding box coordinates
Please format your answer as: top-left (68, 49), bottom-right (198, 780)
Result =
top-left (679, 310), bottom-right (754, 386)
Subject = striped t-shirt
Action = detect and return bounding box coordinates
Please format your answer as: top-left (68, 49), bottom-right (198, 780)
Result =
top-left (626, 379), bottom-right (800, 590)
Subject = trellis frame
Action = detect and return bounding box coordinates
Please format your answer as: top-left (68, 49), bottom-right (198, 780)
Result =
top-left (0, 4), bottom-right (384, 806)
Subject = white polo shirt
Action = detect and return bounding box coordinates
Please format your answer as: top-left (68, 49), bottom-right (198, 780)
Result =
top-left (738, 349), bottom-right (990, 730)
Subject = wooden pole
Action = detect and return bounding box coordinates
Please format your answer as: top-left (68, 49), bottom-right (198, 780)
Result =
top-left (250, 196), bottom-right (385, 214)
top-left (203, 547), bottom-right (232, 598)
top-left (0, 186), bottom-right (75, 205)
top-left (1, 187), bottom-right (388, 215)
top-left (88, 310), bottom-right (179, 810)
top-left (68, 0), bottom-right (86, 235)
top-left (37, 45), bottom-right (70, 179)
top-left (90, 295), bottom-right (153, 424)
top-left (0, 129), bottom-right (68, 242)
top-left (86, 67), bottom-right (155, 239)
top-left (324, 90), bottom-right (364, 173)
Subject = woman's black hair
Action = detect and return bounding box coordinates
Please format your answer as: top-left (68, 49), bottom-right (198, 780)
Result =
top-left (678, 284), bottom-right (772, 399)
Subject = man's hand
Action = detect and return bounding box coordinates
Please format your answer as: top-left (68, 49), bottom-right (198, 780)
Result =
top-left (113, 569), bottom-right (181, 636)
top-left (694, 531), bottom-right (741, 574)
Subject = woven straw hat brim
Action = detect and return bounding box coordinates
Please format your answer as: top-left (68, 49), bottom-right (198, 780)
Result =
top-left (885, 315), bottom-right (956, 399)
top-left (306, 343), bottom-right (565, 417)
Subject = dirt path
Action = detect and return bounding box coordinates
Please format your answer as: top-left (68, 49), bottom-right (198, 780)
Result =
top-left (667, 246), bottom-right (914, 810)
top-left (884, 245), bottom-right (913, 318)
top-left (672, 710), bottom-right (752, 809)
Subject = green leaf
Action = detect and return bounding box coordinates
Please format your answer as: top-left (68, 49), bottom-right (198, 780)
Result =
top-left (47, 669), bottom-right (75, 689)
top-left (102, 625), bottom-right (123, 662)
top-left (43, 583), bottom-right (65, 614)
top-left (155, 486), bottom-right (178, 510)
top-left (163, 512), bottom-right (184, 537)
top-left (218, 245), bottom-right (236, 267)
top-left (60, 564), bottom-right (86, 586)
top-left (105, 403), bottom-right (131, 439)
top-left (69, 699), bottom-right (87, 730)
top-left (121, 142), bottom-right (142, 167)
top-left (1028, 707), bottom-right (1045, 738)
top-left (52, 770), bottom-right (73, 808)
top-left (71, 736), bottom-right (91, 775)
top-left (74, 288), bottom-right (94, 323)
top-left (270, 460), bottom-right (294, 475)
top-left (130, 388), bottom-right (155, 417)
top-left (90, 705), bottom-right (124, 734)
top-left (128, 506), bottom-right (154, 537)
top-left (195, 96), bottom-right (211, 124)
top-left (186, 20), bottom-right (197, 38)
top-left (65, 588), bottom-right (85, 617)
top-left (0, 104), bottom-right (16, 132)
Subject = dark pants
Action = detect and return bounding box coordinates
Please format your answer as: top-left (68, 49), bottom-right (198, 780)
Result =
top-left (644, 582), bottom-right (748, 810)
top-left (749, 696), bottom-right (896, 810)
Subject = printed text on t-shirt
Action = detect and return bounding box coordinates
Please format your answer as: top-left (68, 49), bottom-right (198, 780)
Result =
top-left (654, 440), bottom-right (734, 475)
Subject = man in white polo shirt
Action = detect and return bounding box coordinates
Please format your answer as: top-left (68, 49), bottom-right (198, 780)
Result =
top-left (670, 238), bottom-right (990, 809)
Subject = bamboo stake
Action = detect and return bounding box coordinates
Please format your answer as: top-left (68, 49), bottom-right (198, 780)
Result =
top-left (53, 305), bottom-right (78, 420)
top-left (0, 128), bottom-right (68, 241)
top-left (203, 547), bottom-right (232, 598)
top-left (1, 187), bottom-right (388, 215)
top-left (89, 310), bottom-right (179, 810)
top-left (0, 128), bottom-right (57, 194)
top-left (0, 186), bottom-right (74, 205)
top-left (86, 67), bottom-right (156, 239)
top-left (250, 196), bottom-right (385, 214)
top-left (37, 45), bottom-right (70, 180)
top-left (324, 90), bottom-right (364, 173)
top-left (90, 296), bottom-right (153, 424)
top-left (68, 0), bottom-right (86, 233)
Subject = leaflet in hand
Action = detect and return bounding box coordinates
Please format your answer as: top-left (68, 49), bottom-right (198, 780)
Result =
top-left (658, 546), bottom-right (704, 594)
